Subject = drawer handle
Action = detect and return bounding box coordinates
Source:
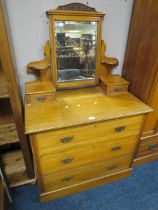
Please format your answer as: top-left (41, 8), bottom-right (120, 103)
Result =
top-left (115, 126), bottom-right (126, 133)
top-left (60, 136), bottom-right (73, 143)
top-left (36, 96), bottom-right (46, 101)
top-left (107, 164), bottom-right (117, 170)
top-left (61, 157), bottom-right (74, 164)
top-left (62, 176), bottom-right (74, 182)
top-left (111, 146), bottom-right (121, 151)
top-left (148, 144), bottom-right (158, 150)
top-left (114, 87), bottom-right (122, 92)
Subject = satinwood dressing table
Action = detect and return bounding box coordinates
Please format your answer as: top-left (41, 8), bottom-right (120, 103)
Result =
top-left (24, 3), bottom-right (152, 202)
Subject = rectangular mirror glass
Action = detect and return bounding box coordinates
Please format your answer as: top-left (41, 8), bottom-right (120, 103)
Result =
top-left (55, 21), bottom-right (98, 83)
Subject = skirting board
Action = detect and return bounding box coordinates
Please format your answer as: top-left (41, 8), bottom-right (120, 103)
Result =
top-left (40, 168), bottom-right (132, 202)
top-left (133, 152), bottom-right (158, 167)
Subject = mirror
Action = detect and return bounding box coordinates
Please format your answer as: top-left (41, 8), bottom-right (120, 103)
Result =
top-left (55, 21), bottom-right (98, 83)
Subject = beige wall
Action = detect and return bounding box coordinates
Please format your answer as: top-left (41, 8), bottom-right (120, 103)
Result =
top-left (5, 0), bottom-right (134, 95)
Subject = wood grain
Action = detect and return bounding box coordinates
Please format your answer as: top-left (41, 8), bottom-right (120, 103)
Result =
top-left (99, 41), bottom-right (129, 95)
top-left (1, 150), bottom-right (33, 186)
top-left (35, 115), bottom-right (143, 154)
top-left (0, 180), bottom-right (9, 210)
top-left (142, 80), bottom-right (158, 134)
top-left (123, 0), bottom-right (158, 103)
top-left (25, 81), bottom-right (55, 105)
top-left (26, 92), bottom-right (56, 105)
top-left (43, 154), bottom-right (132, 192)
top-left (0, 100), bottom-right (14, 125)
top-left (39, 135), bottom-right (137, 175)
top-left (0, 67), bottom-right (9, 99)
top-left (133, 152), bottom-right (158, 167)
top-left (0, 123), bottom-right (18, 146)
top-left (2, 150), bottom-right (25, 176)
top-left (25, 87), bottom-right (151, 134)
top-left (40, 168), bottom-right (132, 202)
top-left (25, 81), bottom-right (54, 94)
top-left (47, 9), bottom-right (104, 17)
top-left (137, 134), bottom-right (158, 157)
top-left (0, 0), bottom-right (34, 178)
top-left (123, 0), bottom-right (158, 135)
top-left (24, 3), bottom-right (153, 201)
top-left (27, 41), bottom-right (51, 82)
top-left (122, 0), bottom-right (158, 164)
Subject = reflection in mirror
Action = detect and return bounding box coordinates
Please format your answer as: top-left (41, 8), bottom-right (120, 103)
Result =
top-left (55, 21), bottom-right (98, 83)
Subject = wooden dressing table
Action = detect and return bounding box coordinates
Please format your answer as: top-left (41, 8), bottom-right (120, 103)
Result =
top-left (25, 3), bottom-right (152, 202)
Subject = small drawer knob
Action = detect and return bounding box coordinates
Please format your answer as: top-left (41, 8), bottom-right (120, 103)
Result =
top-left (60, 136), bottom-right (73, 143)
top-left (148, 144), bottom-right (158, 150)
top-left (114, 87), bottom-right (122, 92)
top-left (115, 126), bottom-right (126, 133)
top-left (36, 96), bottom-right (46, 101)
top-left (111, 146), bottom-right (121, 151)
top-left (61, 157), bottom-right (74, 164)
top-left (62, 176), bottom-right (74, 182)
top-left (107, 164), bottom-right (117, 170)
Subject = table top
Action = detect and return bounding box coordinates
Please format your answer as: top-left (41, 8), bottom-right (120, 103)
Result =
top-left (25, 87), bottom-right (152, 134)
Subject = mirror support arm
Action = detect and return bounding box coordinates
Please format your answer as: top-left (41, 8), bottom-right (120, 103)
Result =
top-left (27, 41), bottom-right (52, 82)
top-left (99, 40), bottom-right (129, 94)
top-left (100, 40), bottom-right (118, 77)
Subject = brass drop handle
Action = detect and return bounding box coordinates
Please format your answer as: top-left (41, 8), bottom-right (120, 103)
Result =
top-left (148, 144), bottom-right (158, 150)
top-left (36, 96), bottom-right (46, 101)
top-left (107, 164), bottom-right (117, 170)
top-left (115, 126), bottom-right (126, 133)
top-left (62, 176), bottom-right (74, 182)
top-left (114, 87), bottom-right (122, 92)
top-left (60, 136), bottom-right (73, 143)
top-left (61, 157), bottom-right (74, 164)
top-left (111, 146), bottom-right (121, 151)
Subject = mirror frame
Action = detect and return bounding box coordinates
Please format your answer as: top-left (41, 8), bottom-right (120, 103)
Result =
top-left (47, 4), bottom-right (105, 90)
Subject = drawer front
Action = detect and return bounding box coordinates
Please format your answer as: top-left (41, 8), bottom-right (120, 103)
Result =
top-left (43, 154), bottom-right (132, 192)
top-left (26, 92), bottom-right (55, 105)
top-left (107, 84), bottom-right (128, 94)
top-left (137, 135), bottom-right (158, 157)
top-left (40, 135), bottom-right (138, 175)
top-left (36, 115), bottom-right (143, 154)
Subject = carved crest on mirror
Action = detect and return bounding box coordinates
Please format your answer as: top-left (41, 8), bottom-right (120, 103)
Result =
top-left (56, 3), bottom-right (97, 12)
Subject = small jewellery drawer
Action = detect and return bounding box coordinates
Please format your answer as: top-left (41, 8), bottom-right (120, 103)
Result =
top-left (39, 135), bottom-right (137, 175)
top-left (106, 84), bottom-right (128, 95)
top-left (137, 135), bottom-right (158, 157)
top-left (42, 154), bottom-right (133, 192)
top-left (26, 92), bottom-right (55, 105)
top-left (35, 115), bottom-right (143, 154)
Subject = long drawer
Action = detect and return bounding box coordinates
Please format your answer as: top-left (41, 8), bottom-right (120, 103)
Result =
top-left (35, 115), bottom-right (143, 154)
top-left (137, 134), bottom-right (158, 157)
top-left (43, 154), bottom-right (133, 192)
top-left (39, 135), bottom-right (138, 175)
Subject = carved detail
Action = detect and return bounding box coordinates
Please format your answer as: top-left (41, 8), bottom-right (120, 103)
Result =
top-left (101, 41), bottom-right (118, 67)
top-left (99, 40), bottom-right (128, 95)
top-left (100, 40), bottom-right (118, 78)
top-left (27, 41), bottom-right (51, 82)
top-left (57, 3), bottom-right (96, 12)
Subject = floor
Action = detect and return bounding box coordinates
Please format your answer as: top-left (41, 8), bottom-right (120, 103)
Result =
top-left (10, 160), bottom-right (158, 210)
